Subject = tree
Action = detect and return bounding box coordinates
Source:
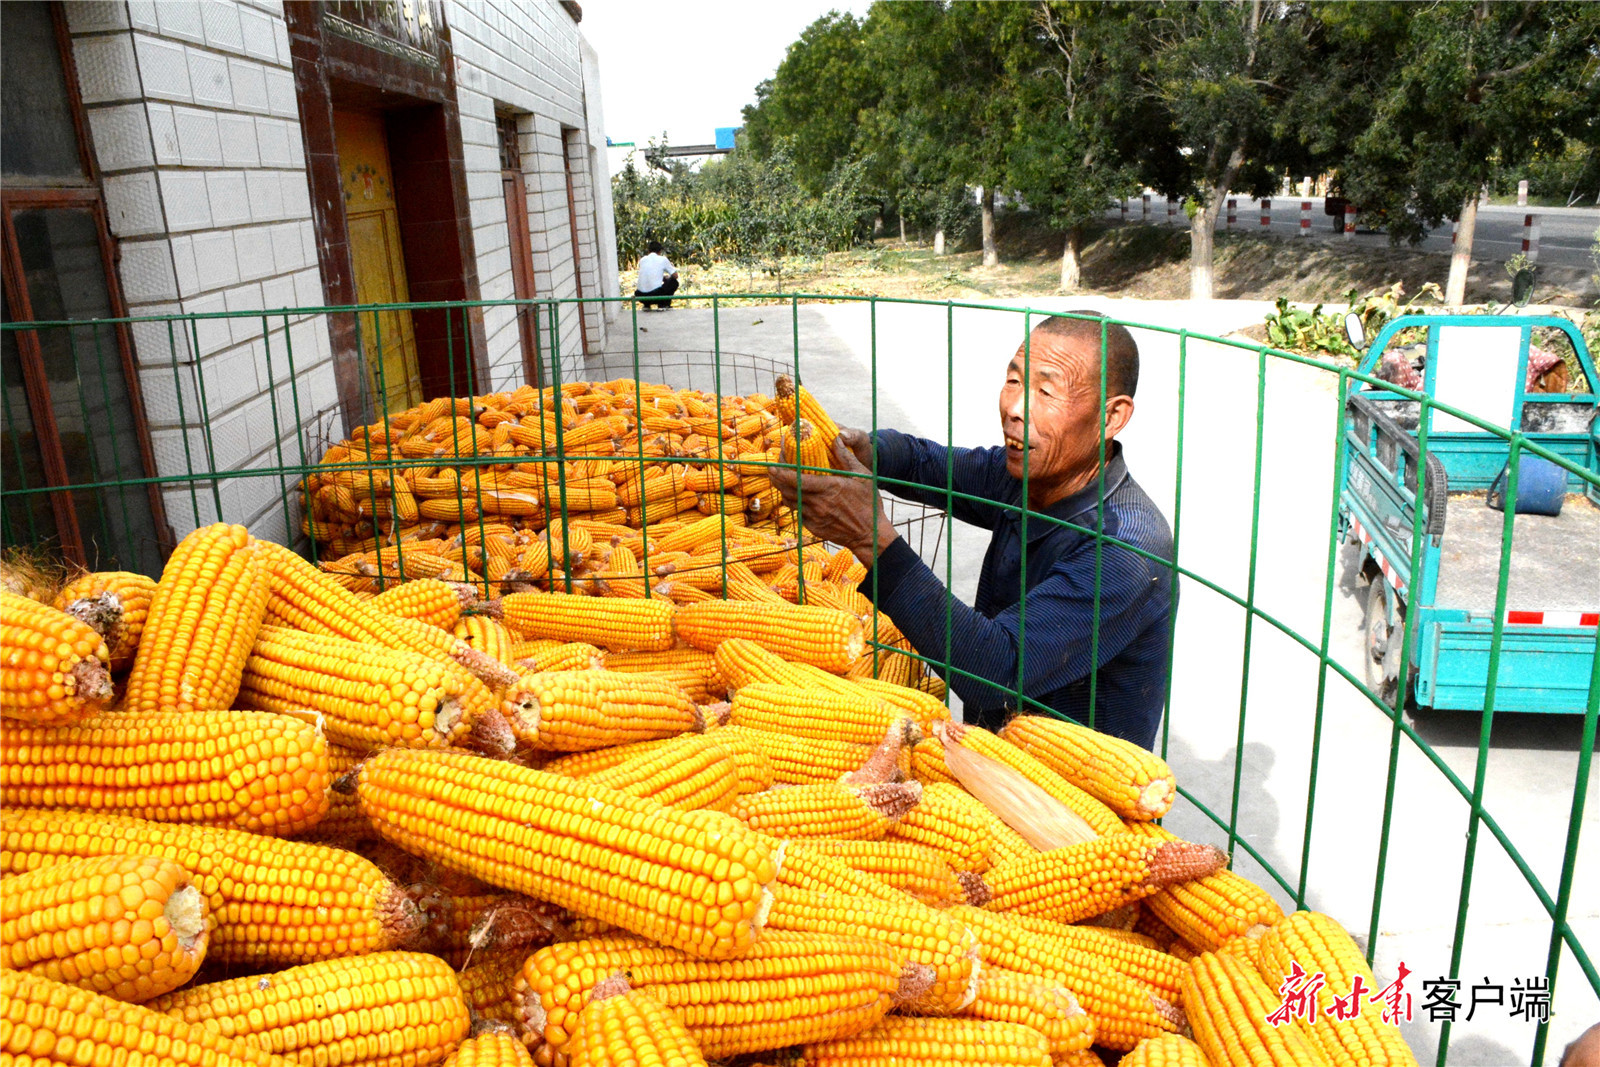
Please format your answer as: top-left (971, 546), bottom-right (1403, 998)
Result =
top-left (1140, 0), bottom-right (1315, 300)
top-left (1007, 3), bottom-right (1147, 291)
top-left (866, 2), bottom-right (1020, 266)
top-left (1341, 1), bottom-right (1600, 305)
top-left (741, 12), bottom-right (880, 197)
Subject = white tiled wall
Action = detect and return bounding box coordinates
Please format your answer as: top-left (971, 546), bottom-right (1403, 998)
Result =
top-left (449, 0), bottom-right (610, 391)
top-left (68, 0), bottom-right (339, 541)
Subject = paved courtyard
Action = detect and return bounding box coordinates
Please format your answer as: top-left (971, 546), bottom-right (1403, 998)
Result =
top-left (590, 295), bottom-right (1598, 1065)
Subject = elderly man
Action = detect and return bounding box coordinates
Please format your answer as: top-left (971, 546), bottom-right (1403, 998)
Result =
top-left (770, 314), bottom-right (1175, 749)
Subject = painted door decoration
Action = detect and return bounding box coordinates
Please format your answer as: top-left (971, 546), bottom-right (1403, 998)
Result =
top-left (333, 109), bottom-right (421, 416)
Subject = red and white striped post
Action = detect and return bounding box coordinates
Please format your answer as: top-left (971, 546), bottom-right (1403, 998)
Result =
top-left (1343, 203), bottom-right (1357, 237)
top-left (1226, 198), bottom-right (1237, 230)
top-left (1522, 213), bottom-right (1541, 263)
top-left (1120, 199), bottom-right (1128, 221)
top-left (1299, 200), bottom-right (1312, 237)
top-left (1450, 220), bottom-right (1458, 246)
top-left (1142, 193), bottom-right (1150, 218)
top-left (1167, 195), bottom-right (1177, 223)
top-left (1260, 199), bottom-right (1272, 229)
top-left (1517, 180), bottom-right (1529, 206)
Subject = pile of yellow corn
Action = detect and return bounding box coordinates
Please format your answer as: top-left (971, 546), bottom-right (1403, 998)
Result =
top-left (0, 384), bottom-right (1419, 1066)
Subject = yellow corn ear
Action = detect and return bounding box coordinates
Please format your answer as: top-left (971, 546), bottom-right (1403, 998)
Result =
top-left (0, 708), bottom-right (330, 837)
top-left (1183, 949), bottom-right (1332, 1067)
top-left (798, 1016), bottom-right (1052, 1066)
top-left (442, 1029), bottom-right (536, 1067)
top-left (1, 969), bottom-right (294, 1066)
top-left (1001, 713), bottom-right (1177, 820)
top-left (1, 853), bottom-right (209, 1002)
top-left (354, 748), bottom-right (780, 959)
top-left (0, 809), bottom-right (420, 966)
top-left (1119, 1034), bottom-right (1215, 1066)
top-left (1257, 910), bottom-right (1419, 1067)
top-left (53, 570), bottom-right (158, 671)
top-left (149, 951), bottom-right (471, 1066)
top-left (961, 966), bottom-right (1095, 1056)
top-left (566, 972), bottom-right (710, 1067)
top-left (498, 590), bottom-right (676, 651)
top-left (0, 591), bottom-right (114, 725)
top-left (501, 670), bottom-right (699, 751)
top-left (676, 601), bottom-right (864, 673)
top-left (125, 524), bottom-right (270, 714)
top-left (978, 833), bottom-right (1228, 924)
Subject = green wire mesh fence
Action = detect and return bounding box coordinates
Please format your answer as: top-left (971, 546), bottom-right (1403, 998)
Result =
top-left (2, 294), bottom-right (1596, 1064)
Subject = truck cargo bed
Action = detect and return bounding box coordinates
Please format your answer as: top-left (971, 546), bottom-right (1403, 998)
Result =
top-left (1434, 493), bottom-right (1600, 613)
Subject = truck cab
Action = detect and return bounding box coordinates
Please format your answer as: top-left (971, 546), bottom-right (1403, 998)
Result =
top-left (1339, 314), bottom-right (1598, 713)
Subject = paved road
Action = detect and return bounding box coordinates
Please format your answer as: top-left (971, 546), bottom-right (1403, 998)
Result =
top-left (1111, 196), bottom-right (1600, 272)
top-left (594, 296), bottom-right (1598, 1065)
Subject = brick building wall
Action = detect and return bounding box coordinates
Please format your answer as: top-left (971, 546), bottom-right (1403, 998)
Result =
top-left (66, 0), bottom-right (337, 546)
top-left (57, 0), bottom-right (615, 544)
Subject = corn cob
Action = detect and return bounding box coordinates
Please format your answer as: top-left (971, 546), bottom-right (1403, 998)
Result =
top-left (1183, 949), bottom-right (1332, 1067)
top-left (150, 951), bottom-right (471, 1067)
top-left (730, 683), bottom-right (916, 747)
top-left (514, 931), bottom-right (905, 1058)
top-left (544, 731), bottom-right (774, 796)
top-left (355, 747), bottom-right (780, 958)
top-left (951, 905), bottom-right (1181, 1051)
top-left (125, 524), bottom-right (270, 714)
top-left (766, 887), bottom-right (980, 1013)
top-left (730, 781), bottom-right (921, 841)
top-left (585, 732), bottom-right (742, 811)
top-left (566, 972), bottom-right (710, 1067)
top-left (604, 647), bottom-right (725, 691)
top-left (676, 601), bottom-right (863, 673)
top-left (52, 570), bottom-right (158, 671)
top-left (1120, 1034), bottom-right (1214, 1066)
top-left (715, 724), bottom-right (875, 784)
top-left (851, 677), bottom-right (951, 729)
top-left (457, 950), bottom-right (530, 1029)
top-left (0, 708), bottom-right (330, 837)
top-left (1, 809), bottom-right (419, 965)
top-left (985, 923), bottom-right (1176, 1013)
top-left (775, 375), bottom-right (841, 459)
top-left (798, 1016), bottom-right (1051, 1066)
top-left (885, 782), bottom-right (996, 872)
top-left (712, 637), bottom-right (859, 695)
top-left (299, 741), bottom-right (375, 845)
top-left (239, 625), bottom-right (492, 751)
top-left (415, 882), bottom-right (563, 969)
top-left (1, 853), bottom-right (208, 1002)
top-left (364, 576), bottom-right (472, 628)
top-left (514, 641), bottom-right (607, 672)
top-left (455, 613), bottom-right (520, 665)
top-left (1121, 820), bottom-right (1285, 952)
top-left (496, 591), bottom-right (675, 652)
top-left (1, 969), bottom-right (294, 1066)
top-left (961, 967), bottom-right (1095, 1056)
top-left (779, 418), bottom-right (835, 471)
top-left (0, 591), bottom-right (114, 725)
top-left (977, 833), bottom-right (1228, 924)
top-left (444, 1026), bottom-right (537, 1067)
top-left (908, 737), bottom-right (959, 785)
top-left (1257, 910), bottom-right (1419, 1066)
top-left (1000, 714), bottom-right (1177, 820)
top-left (935, 721), bottom-right (1124, 837)
top-left (790, 840), bottom-right (965, 907)
top-left (500, 670), bottom-right (699, 751)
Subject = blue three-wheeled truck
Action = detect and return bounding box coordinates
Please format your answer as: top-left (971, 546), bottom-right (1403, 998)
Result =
top-left (1338, 314), bottom-right (1598, 714)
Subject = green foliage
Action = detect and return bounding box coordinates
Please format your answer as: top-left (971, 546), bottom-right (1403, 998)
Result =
top-left (611, 144), bottom-right (870, 274)
top-left (1343, 1), bottom-right (1600, 244)
top-left (1265, 298), bottom-right (1356, 357)
top-left (1265, 281), bottom-right (1445, 356)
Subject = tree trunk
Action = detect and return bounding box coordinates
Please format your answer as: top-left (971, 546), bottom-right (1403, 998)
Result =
top-left (1059, 226), bottom-right (1082, 292)
top-left (899, 215), bottom-right (906, 243)
top-left (873, 213), bottom-right (884, 237)
top-left (934, 228), bottom-right (946, 256)
top-left (981, 187), bottom-right (999, 267)
top-left (1190, 198), bottom-right (1224, 300)
top-left (1445, 192), bottom-right (1478, 306)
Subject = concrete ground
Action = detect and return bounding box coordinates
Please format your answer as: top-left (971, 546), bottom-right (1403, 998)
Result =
top-left (590, 296), bottom-right (1598, 1066)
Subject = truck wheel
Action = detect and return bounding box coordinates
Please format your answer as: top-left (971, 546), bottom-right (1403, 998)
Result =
top-left (1364, 579), bottom-right (1401, 706)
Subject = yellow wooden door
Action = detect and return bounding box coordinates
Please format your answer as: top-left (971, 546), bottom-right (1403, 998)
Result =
top-left (334, 109), bottom-right (421, 416)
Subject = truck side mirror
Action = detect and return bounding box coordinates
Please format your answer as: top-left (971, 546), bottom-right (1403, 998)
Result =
top-left (1344, 312), bottom-right (1366, 351)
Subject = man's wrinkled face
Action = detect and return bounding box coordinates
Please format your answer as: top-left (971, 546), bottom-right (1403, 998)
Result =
top-left (998, 333), bottom-right (1114, 498)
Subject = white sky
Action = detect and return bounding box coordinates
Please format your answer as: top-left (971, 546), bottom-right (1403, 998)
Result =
top-left (580, 0), bottom-right (870, 151)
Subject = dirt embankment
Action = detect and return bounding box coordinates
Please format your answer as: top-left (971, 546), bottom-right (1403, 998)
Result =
top-left (643, 214), bottom-right (1596, 308)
